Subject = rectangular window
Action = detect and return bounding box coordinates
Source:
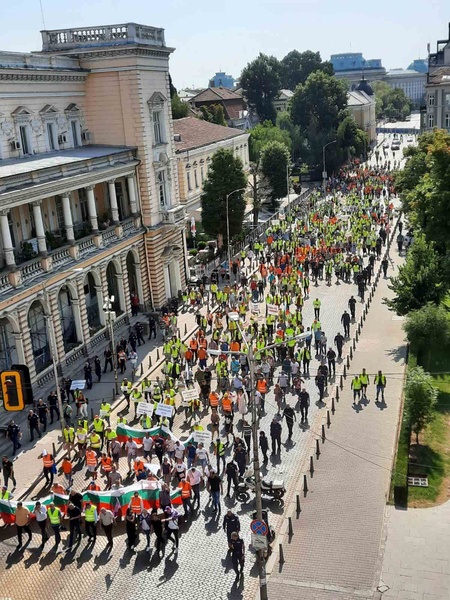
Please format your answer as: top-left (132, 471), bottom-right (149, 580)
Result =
top-left (47, 122), bottom-right (57, 151)
top-left (153, 111), bottom-right (164, 144)
top-left (55, 196), bottom-right (65, 230)
top-left (71, 120), bottom-right (81, 147)
top-left (446, 114), bottom-right (450, 128)
top-left (429, 94), bottom-right (435, 106)
top-left (19, 125), bottom-right (31, 155)
top-left (428, 113), bottom-right (434, 128)
top-left (187, 172), bottom-right (192, 191)
top-left (28, 204), bottom-right (35, 234)
top-left (201, 167), bottom-right (204, 182)
top-left (157, 170), bottom-right (166, 210)
top-left (194, 169), bottom-right (199, 188)
top-left (445, 93), bottom-right (450, 106)
top-left (78, 188), bottom-right (89, 221)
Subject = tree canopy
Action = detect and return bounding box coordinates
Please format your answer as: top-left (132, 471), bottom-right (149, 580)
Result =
top-left (280, 50), bottom-right (333, 91)
top-left (171, 94), bottom-right (189, 119)
top-left (249, 120), bottom-right (291, 162)
top-left (405, 366), bottom-right (438, 444)
top-left (403, 303), bottom-right (450, 355)
top-left (337, 116), bottom-right (367, 159)
top-left (260, 141), bottom-right (290, 206)
top-left (200, 149), bottom-right (247, 245)
top-left (371, 80), bottom-right (412, 120)
top-left (240, 53), bottom-right (281, 123)
top-left (199, 104), bottom-right (227, 126)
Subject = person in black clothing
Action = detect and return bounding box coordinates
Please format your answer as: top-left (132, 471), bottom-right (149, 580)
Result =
top-left (233, 445), bottom-right (247, 477)
top-left (299, 390), bottom-right (310, 423)
top-left (230, 532), bottom-right (245, 579)
top-left (36, 399), bottom-right (48, 432)
top-left (128, 332), bottom-right (137, 353)
top-left (315, 372), bottom-right (326, 403)
top-left (27, 410), bottom-right (41, 442)
top-left (92, 356), bottom-right (102, 383)
top-left (270, 418), bottom-right (282, 454)
top-left (67, 502), bottom-right (82, 549)
top-left (282, 404), bottom-right (296, 439)
top-left (135, 322), bottom-right (145, 346)
top-left (259, 431), bottom-right (269, 462)
top-left (84, 361), bottom-right (93, 389)
top-left (341, 311), bottom-right (351, 337)
top-left (47, 391), bottom-right (60, 423)
top-left (242, 421), bottom-right (252, 455)
top-left (223, 510), bottom-right (240, 549)
top-left (148, 316), bottom-right (157, 340)
top-left (382, 257), bottom-right (389, 278)
top-left (69, 489), bottom-right (83, 511)
top-left (348, 296), bottom-right (357, 320)
top-left (225, 461), bottom-right (239, 497)
top-left (334, 332), bottom-right (344, 359)
top-left (326, 348), bottom-right (336, 377)
top-left (103, 348), bottom-right (113, 373)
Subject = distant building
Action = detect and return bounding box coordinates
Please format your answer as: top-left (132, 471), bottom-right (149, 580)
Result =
top-left (189, 87), bottom-right (249, 129)
top-left (347, 79), bottom-right (377, 143)
top-left (407, 59), bottom-right (428, 74)
top-left (173, 117), bottom-right (249, 217)
top-left (274, 89), bottom-right (294, 112)
top-left (330, 52), bottom-right (386, 87)
top-left (178, 89), bottom-right (203, 103)
top-left (384, 69), bottom-right (426, 105)
top-left (424, 23), bottom-right (450, 131)
top-left (208, 71), bottom-right (235, 89)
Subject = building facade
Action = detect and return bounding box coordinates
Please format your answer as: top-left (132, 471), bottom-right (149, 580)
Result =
top-left (208, 72), bottom-right (235, 89)
top-left (273, 90), bottom-right (294, 113)
top-left (173, 117), bottom-right (249, 218)
top-left (384, 69), bottom-right (426, 105)
top-left (347, 80), bottom-right (377, 144)
top-left (189, 88), bottom-right (248, 128)
top-left (423, 23), bottom-right (450, 131)
top-left (330, 53), bottom-right (386, 87)
top-left (0, 23), bottom-right (187, 387)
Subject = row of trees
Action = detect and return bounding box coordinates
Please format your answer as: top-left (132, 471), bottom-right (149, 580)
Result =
top-left (371, 81), bottom-right (413, 121)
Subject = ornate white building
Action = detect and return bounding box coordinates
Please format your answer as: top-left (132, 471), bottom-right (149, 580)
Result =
top-left (0, 23), bottom-right (186, 387)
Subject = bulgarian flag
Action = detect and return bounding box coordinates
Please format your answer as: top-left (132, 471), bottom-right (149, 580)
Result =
top-left (0, 498), bottom-right (15, 524)
top-left (116, 423), bottom-right (180, 445)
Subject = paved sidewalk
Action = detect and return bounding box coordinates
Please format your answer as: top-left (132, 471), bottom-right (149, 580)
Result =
top-left (266, 247), bottom-right (407, 599)
top-left (379, 501), bottom-right (450, 600)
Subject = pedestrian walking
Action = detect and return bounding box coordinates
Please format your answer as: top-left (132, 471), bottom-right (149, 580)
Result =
top-left (2, 456), bottom-right (16, 488)
top-left (99, 507), bottom-right (115, 547)
top-left (140, 509), bottom-right (153, 551)
top-left (47, 502), bottom-right (62, 550)
top-left (351, 374), bottom-right (362, 404)
top-left (84, 500), bottom-right (98, 543)
top-left (47, 391), bottom-right (60, 423)
top-left (15, 502), bottom-right (32, 548)
top-left (186, 466), bottom-right (202, 508)
top-left (270, 418), bottom-right (282, 454)
top-left (326, 348), bottom-right (336, 377)
top-left (225, 460), bottom-right (239, 497)
top-left (150, 509), bottom-right (165, 556)
top-left (33, 501), bottom-right (48, 546)
top-left (66, 501), bottom-right (82, 549)
top-left (27, 409), bottom-right (41, 442)
top-left (223, 509), bottom-right (240, 549)
top-left (163, 506), bottom-right (180, 554)
top-left (259, 431), bottom-right (269, 462)
top-left (6, 420), bottom-right (22, 456)
top-left (38, 449), bottom-right (55, 486)
top-left (36, 399), bottom-right (49, 432)
top-left (207, 469), bottom-right (223, 514)
top-left (341, 310), bottom-right (351, 338)
top-left (374, 370), bottom-right (387, 403)
top-left (282, 404), bottom-right (296, 439)
top-left (230, 531), bottom-right (245, 580)
top-left (299, 389), bottom-right (310, 423)
top-left (125, 508), bottom-right (138, 550)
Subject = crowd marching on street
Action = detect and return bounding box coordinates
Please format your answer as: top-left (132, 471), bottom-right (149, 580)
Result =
top-left (1, 157), bottom-right (395, 580)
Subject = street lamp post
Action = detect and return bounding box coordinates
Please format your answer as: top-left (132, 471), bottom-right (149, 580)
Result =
top-left (103, 294), bottom-right (119, 395)
top-left (322, 140), bottom-right (337, 198)
top-left (225, 187), bottom-right (247, 279)
top-left (286, 163), bottom-right (291, 218)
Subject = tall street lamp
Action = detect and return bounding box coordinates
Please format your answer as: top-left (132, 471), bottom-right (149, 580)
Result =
top-left (225, 187), bottom-right (247, 276)
top-left (103, 294), bottom-right (119, 395)
top-left (227, 311), bottom-right (309, 600)
top-left (322, 140), bottom-right (337, 198)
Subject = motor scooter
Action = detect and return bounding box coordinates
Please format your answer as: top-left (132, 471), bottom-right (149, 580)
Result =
top-left (236, 466), bottom-right (286, 502)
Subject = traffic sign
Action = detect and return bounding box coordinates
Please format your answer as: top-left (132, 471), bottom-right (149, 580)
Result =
top-left (251, 533), bottom-right (268, 550)
top-left (250, 519), bottom-right (268, 536)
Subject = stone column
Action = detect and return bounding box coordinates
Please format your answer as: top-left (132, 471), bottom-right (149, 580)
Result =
top-left (61, 192), bottom-right (75, 243)
top-left (126, 174), bottom-right (139, 216)
top-left (32, 201), bottom-right (48, 256)
top-left (86, 185), bottom-right (99, 232)
top-left (0, 211), bottom-right (16, 268)
top-left (108, 180), bottom-right (120, 224)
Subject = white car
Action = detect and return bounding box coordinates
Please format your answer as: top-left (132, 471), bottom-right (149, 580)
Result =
top-left (406, 137), bottom-right (414, 144)
top-left (391, 142), bottom-right (400, 151)
top-left (383, 141), bottom-right (390, 149)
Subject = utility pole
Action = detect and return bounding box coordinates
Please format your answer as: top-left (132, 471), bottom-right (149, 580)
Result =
top-left (103, 295), bottom-right (118, 395)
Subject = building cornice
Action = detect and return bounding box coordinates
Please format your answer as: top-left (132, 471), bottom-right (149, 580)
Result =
top-left (0, 71), bottom-right (87, 82)
top-left (70, 47), bottom-right (174, 61)
top-left (0, 160), bottom-right (139, 208)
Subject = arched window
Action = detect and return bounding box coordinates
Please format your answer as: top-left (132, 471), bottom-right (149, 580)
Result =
top-left (28, 300), bottom-right (50, 373)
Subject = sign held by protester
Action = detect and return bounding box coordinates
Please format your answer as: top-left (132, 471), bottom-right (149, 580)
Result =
top-left (193, 430), bottom-right (212, 445)
top-left (137, 402), bottom-right (154, 416)
top-left (155, 403), bottom-right (174, 418)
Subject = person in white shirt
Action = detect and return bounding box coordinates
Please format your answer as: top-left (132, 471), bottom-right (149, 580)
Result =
top-left (195, 443), bottom-right (209, 475)
top-left (172, 458), bottom-right (187, 482)
top-left (125, 437), bottom-right (138, 472)
top-left (33, 501), bottom-right (48, 546)
top-left (174, 441), bottom-right (185, 461)
top-left (142, 433), bottom-right (153, 460)
top-left (186, 466), bottom-right (202, 509)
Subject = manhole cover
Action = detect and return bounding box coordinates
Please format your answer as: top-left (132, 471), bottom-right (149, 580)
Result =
top-left (407, 476), bottom-right (428, 487)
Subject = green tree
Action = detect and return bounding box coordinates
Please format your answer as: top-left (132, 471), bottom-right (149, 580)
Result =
top-left (249, 121), bottom-right (291, 162)
top-left (171, 94), bottom-right (189, 119)
top-left (371, 80), bottom-right (412, 120)
top-left (240, 53), bottom-right (281, 123)
top-left (276, 111), bottom-right (303, 161)
top-left (385, 233), bottom-right (445, 315)
top-left (403, 303), bottom-right (450, 363)
top-left (280, 49), bottom-right (333, 91)
top-left (199, 104), bottom-right (227, 126)
top-left (405, 366), bottom-right (438, 444)
top-left (260, 141), bottom-right (290, 207)
top-left (201, 149), bottom-right (247, 246)
top-left (248, 161), bottom-right (272, 225)
top-left (168, 73), bottom-right (177, 99)
top-left (337, 116), bottom-right (367, 159)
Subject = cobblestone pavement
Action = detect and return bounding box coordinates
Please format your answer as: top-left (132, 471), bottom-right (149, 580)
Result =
top-left (0, 190), bottom-right (393, 599)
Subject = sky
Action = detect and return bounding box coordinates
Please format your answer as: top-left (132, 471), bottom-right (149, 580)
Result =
top-left (1, 0), bottom-right (448, 88)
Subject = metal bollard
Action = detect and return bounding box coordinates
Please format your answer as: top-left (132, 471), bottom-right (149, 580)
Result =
top-left (360, 316), bottom-right (363, 328)
top-left (343, 365), bottom-right (347, 379)
top-left (140, 363), bottom-right (144, 376)
top-left (316, 438), bottom-right (321, 459)
top-left (296, 494), bottom-right (301, 516)
top-left (156, 348), bottom-right (160, 360)
top-left (327, 410), bottom-right (331, 428)
top-left (279, 543), bottom-right (285, 564)
top-left (303, 474), bottom-right (308, 496)
top-left (90, 407), bottom-right (94, 421)
top-left (350, 346), bottom-right (353, 360)
top-left (353, 336), bottom-right (357, 349)
top-left (309, 456), bottom-right (314, 476)
top-left (149, 356), bottom-right (152, 369)
top-left (184, 323), bottom-right (187, 335)
top-left (288, 516), bottom-right (294, 538)
top-left (331, 397), bottom-right (336, 414)
top-left (340, 374), bottom-right (344, 389)
top-left (346, 354), bottom-right (350, 368)
top-left (321, 424), bottom-right (326, 443)
top-left (52, 442), bottom-right (57, 458)
top-left (112, 388), bottom-right (115, 400)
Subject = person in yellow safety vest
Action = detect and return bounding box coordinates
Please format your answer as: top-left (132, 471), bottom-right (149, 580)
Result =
top-left (313, 298), bottom-right (321, 319)
top-left (76, 424), bottom-right (88, 460)
top-left (359, 368), bottom-right (369, 400)
top-left (214, 439), bottom-right (226, 474)
top-left (100, 402), bottom-right (111, 424)
top-left (92, 415), bottom-right (105, 450)
top-left (63, 425), bottom-right (75, 459)
top-left (192, 420), bottom-right (204, 432)
top-left (351, 375), bottom-right (362, 404)
top-left (117, 416), bottom-right (128, 425)
top-left (105, 427), bottom-right (117, 452)
top-left (85, 446), bottom-right (98, 480)
top-left (78, 419), bottom-right (89, 432)
top-left (47, 502), bottom-right (62, 547)
top-left (172, 362), bottom-right (181, 380)
top-left (131, 388), bottom-right (143, 417)
top-left (374, 370), bottom-right (387, 403)
top-left (121, 378), bottom-right (132, 410)
top-left (140, 413), bottom-right (152, 429)
top-left (141, 377), bottom-right (151, 401)
top-left (84, 501), bottom-right (98, 542)
top-left (0, 486), bottom-right (11, 499)
top-left (311, 319), bottom-right (321, 332)
top-left (159, 416), bottom-right (170, 429)
top-left (89, 431), bottom-right (102, 455)
top-left (152, 382), bottom-right (162, 403)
